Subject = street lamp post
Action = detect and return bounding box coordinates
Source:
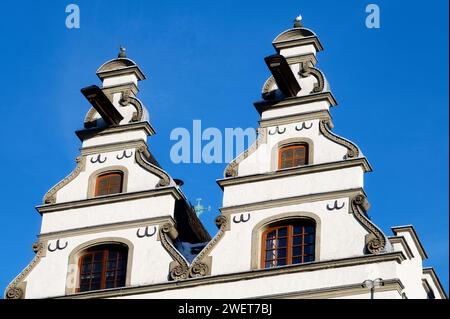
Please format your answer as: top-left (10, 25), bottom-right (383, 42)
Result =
top-left (362, 278), bottom-right (383, 299)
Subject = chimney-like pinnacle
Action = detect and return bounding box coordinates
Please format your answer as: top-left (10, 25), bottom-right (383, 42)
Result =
top-left (118, 46), bottom-right (127, 58)
top-left (293, 15), bottom-right (303, 28)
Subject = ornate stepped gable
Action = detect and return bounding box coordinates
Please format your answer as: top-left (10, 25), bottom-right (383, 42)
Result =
top-left (5, 17), bottom-right (446, 300)
top-left (212, 16), bottom-right (390, 273)
top-left (5, 47), bottom-right (210, 299)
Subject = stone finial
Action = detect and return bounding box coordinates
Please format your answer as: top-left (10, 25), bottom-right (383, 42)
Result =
top-left (293, 15), bottom-right (303, 28)
top-left (118, 46), bottom-right (127, 58)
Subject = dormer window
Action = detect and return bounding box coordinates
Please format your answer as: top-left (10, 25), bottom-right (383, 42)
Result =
top-left (278, 144), bottom-right (308, 169)
top-left (95, 172), bottom-right (123, 197)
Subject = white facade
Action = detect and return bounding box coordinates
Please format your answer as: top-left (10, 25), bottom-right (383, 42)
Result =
top-left (5, 20), bottom-right (446, 300)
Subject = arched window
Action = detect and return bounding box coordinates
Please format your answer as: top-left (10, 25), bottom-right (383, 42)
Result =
top-left (261, 220), bottom-right (315, 269)
top-left (77, 244), bottom-right (128, 292)
top-left (278, 144), bottom-right (308, 169)
top-left (94, 172), bottom-right (123, 197)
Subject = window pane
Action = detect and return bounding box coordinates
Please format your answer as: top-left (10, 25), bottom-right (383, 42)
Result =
top-left (293, 147), bottom-right (305, 157)
top-left (91, 270), bottom-right (102, 279)
top-left (105, 281), bottom-right (115, 289)
top-left (293, 246), bottom-right (302, 257)
top-left (90, 282), bottom-right (101, 290)
top-left (95, 173), bottom-right (123, 196)
top-left (293, 158), bottom-right (306, 166)
top-left (94, 252), bottom-right (103, 261)
top-left (82, 254), bottom-right (92, 262)
top-left (304, 234), bottom-right (315, 244)
top-left (304, 245), bottom-right (315, 254)
top-left (80, 274), bottom-right (90, 281)
top-left (282, 149), bottom-right (293, 159)
top-left (279, 145), bottom-right (309, 169)
top-left (108, 251), bottom-right (117, 260)
top-left (266, 239), bottom-right (276, 249)
top-left (278, 227), bottom-right (287, 237)
top-left (265, 250), bottom-right (276, 261)
top-left (293, 236), bottom-right (302, 246)
top-left (118, 259), bottom-right (127, 269)
top-left (292, 257), bottom-right (301, 264)
top-left (278, 238), bottom-right (287, 248)
top-left (305, 226), bottom-right (315, 234)
top-left (93, 262), bottom-right (103, 272)
top-left (109, 176), bottom-right (122, 194)
top-left (117, 276), bottom-right (126, 286)
top-left (283, 159), bottom-right (294, 168)
top-left (107, 261), bottom-right (116, 270)
top-left (267, 231), bottom-right (276, 239)
top-left (293, 226), bottom-right (303, 235)
top-left (304, 255), bottom-right (314, 263)
top-left (79, 284), bottom-right (89, 292)
top-left (277, 249), bottom-right (287, 258)
top-left (82, 262), bottom-right (91, 273)
top-left (277, 259), bottom-right (287, 266)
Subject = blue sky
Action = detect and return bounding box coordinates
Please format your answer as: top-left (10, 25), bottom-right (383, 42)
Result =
top-left (0, 0), bottom-right (448, 295)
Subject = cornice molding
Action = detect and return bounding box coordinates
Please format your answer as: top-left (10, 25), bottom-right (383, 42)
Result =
top-left (76, 122), bottom-right (155, 141)
top-left (54, 252), bottom-right (405, 299)
top-left (38, 216), bottom-right (175, 241)
top-left (422, 267), bottom-right (448, 299)
top-left (219, 188), bottom-right (366, 215)
top-left (218, 158), bottom-right (372, 189)
top-left (254, 92), bottom-right (337, 115)
top-left (388, 236), bottom-right (414, 259)
top-left (391, 225), bottom-right (428, 260)
top-left (273, 36), bottom-right (324, 52)
top-left (256, 278), bottom-right (404, 299)
top-left (96, 65), bottom-right (146, 81)
top-left (285, 53), bottom-right (317, 66)
top-left (259, 110), bottom-right (332, 128)
top-left (36, 187), bottom-right (182, 214)
top-left (80, 139), bottom-right (147, 156)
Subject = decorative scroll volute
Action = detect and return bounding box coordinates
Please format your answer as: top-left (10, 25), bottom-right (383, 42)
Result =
top-left (351, 195), bottom-right (386, 254)
top-left (319, 120), bottom-right (359, 159)
top-left (135, 146), bottom-right (170, 187)
top-left (223, 128), bottom-right (266, 178)
top-left (159, 223), bottom-right (189, 280)
top-left (5, 242), bottom-right (45, 299)
top-left (188, 215), bottom-right (229, 278)
top-left (43, 156), bottom-right (86, 204)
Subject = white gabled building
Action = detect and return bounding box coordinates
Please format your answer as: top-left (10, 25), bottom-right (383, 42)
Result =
top-left (5, 19), bottom-right (446, 300)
